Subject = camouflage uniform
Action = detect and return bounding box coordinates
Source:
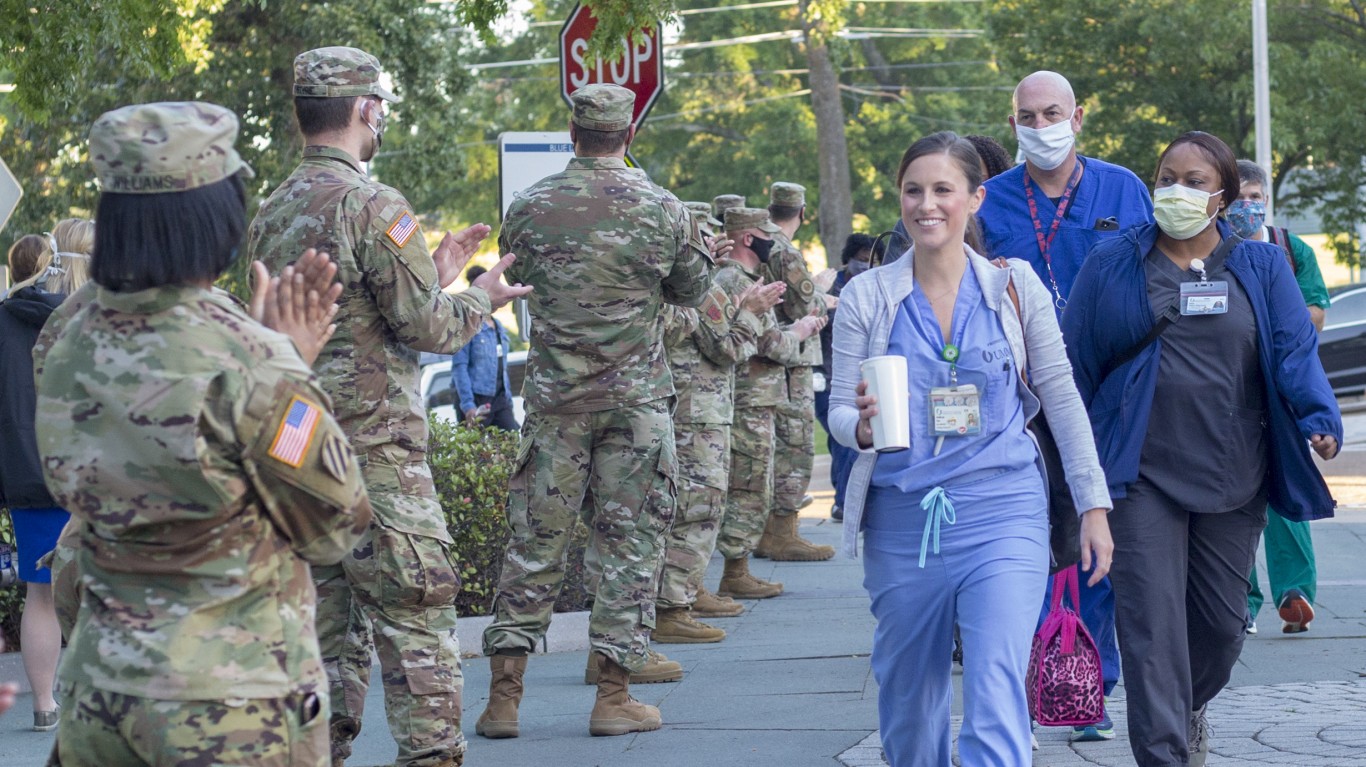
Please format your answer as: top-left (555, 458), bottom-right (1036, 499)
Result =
top-left (245, 48), bottom-right (485, 767)
top-left (481, 86), bottom-right (712, 673)
top-left (711, 216), bottom-right (807, 561)
top-left (656, 206), bottom-right (763, 608)
top-left (35, 101), bottom-right (372, 764)
top-left (762, 182), bottom-right (826, 522)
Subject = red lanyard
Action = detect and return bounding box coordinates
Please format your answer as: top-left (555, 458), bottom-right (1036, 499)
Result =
top-left (1024, 160), bottom-right (1083, 308)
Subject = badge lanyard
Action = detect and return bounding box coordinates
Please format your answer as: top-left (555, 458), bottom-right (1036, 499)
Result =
top-left (930, 330), bottom-right (980, 456)
top-left (1024, 160), bottom-right (1084, 309)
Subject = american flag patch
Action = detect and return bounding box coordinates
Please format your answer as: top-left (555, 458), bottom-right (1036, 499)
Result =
top-left (267, 396), bottom-right (322, 468)
top-left (386, 211), bottom-right (419, 248)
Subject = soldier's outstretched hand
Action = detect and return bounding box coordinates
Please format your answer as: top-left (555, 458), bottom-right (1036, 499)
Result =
top-left (472, 253), bottom-right (534, 310)
top-left (736, 278), bottom-right (785, 315)
top-left (434, 223), bottom-right (493, 289)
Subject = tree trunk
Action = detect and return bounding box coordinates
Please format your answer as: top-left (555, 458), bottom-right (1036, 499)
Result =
top-left (799, 0), bottom-right (854, 265)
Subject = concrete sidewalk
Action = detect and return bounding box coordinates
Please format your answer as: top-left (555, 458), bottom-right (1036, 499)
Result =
top-left (6, 461), bottom-right (1366, 765)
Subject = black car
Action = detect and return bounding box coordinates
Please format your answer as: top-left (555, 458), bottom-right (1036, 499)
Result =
top-left (1318, 283), bottom-right (1366, 395)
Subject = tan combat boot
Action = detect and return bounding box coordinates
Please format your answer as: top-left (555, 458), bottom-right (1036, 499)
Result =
top-left (752, 513), bottom-right (780, 559)
top-left (589, 653), bottom-right (663, 736)
top-left (764, 513), bottom-right (835, 561)
top-left (716, 555), bottom-right (783, 599)
top-left (653, 607), bottom-right (726, 643)
top-left (584, 648), bottom-right (683, 684)
top-left (475, 653), bottom-right (526, 739)
top-left (692, 586), bottom-right (745, 618)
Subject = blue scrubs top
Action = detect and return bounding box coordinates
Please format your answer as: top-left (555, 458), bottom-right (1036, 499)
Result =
top-left (871, 267), bottom-right (1038, 496)
top-left (978, 157), bottom-right (1154, 317)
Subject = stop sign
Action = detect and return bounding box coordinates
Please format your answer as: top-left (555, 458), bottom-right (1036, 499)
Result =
top-left (560, 3), bottom-right (664, 129)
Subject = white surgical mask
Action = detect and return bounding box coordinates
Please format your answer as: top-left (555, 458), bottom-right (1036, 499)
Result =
top-left (1015, 118), bottom-right (1075, 171)
top-left (1153, 184), bottom-right (1222, 240)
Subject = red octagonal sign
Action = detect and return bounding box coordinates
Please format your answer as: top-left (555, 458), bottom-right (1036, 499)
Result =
top-left (560, 3), bottom-right (664, 129)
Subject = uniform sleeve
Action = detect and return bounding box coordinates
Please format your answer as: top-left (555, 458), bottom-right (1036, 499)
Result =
top-left (359, 189), bottom-right (491, 354)
top-left (237, 370), bottom-right (373, 566)
top-left (768, 240), bottom-right (826, 323)
top-left (1289, 233), bottom-right (1330, 309)
top-left (759, 321), bottom-right (805, 366)
top-left (693, 288), bottom-right (761, 367)
top-left (661, 200), bottom-right (714, 308)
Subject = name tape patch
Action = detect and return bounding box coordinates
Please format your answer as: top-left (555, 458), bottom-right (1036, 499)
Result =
top-left (268, 396), bottom-right (323, 468)
top-left (386, 211), bottom-right (419, 248)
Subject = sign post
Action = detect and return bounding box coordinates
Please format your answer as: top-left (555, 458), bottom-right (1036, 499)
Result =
top-left (0, 157), bottom-right (23, 292)
top-left (559, 4), bottom-right (664, 130)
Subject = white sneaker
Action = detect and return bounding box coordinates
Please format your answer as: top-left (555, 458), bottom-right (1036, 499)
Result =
top-left (1188, 704), bottom-right (1211, 767)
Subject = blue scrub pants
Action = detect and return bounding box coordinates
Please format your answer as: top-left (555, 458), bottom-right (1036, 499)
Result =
top-left (862, 469), bottom-right (1049, 767)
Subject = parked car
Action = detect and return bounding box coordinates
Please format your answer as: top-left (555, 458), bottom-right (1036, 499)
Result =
top-left (419, 350), bottom-right (528, 425)
top-left (1318, 283), bottom-right (1366, 395)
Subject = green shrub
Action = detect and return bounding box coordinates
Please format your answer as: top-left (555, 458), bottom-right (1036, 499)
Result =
top-left (0, 511), bottom-right (23, 650)
top-left (428, 419), bottom-right (593, 617)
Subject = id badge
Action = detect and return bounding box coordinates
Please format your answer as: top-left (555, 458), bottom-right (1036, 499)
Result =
top-left (928, 384), bottom-right (982, 437)
top-left (1181, 281), bottom-right (1229, 316)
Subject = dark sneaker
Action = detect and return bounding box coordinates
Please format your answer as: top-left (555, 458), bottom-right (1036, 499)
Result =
top-left (1278, 588), bottom-right (1314, 633)
top-left (1188, 704), bottom-right (1211, 767)
top-left (1070, 707), bottom-right (1115, 742)
top-left (830, 505), bottom-right (843, 522)
top-left (34, 707), bottom-right (59, 732)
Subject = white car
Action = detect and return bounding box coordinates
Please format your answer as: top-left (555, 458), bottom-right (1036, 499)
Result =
top-left (419, 351), bottom-right (527, 425)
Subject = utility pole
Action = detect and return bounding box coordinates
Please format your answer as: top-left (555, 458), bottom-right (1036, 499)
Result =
top-left (1252, 0), bottom-right (1273, 224)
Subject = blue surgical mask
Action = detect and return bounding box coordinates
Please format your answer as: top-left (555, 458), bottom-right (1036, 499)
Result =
top-left (1226, 200), bottom-right (1266, 239)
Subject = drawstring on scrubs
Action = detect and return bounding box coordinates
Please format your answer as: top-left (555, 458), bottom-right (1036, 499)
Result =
top-left (918, 486), bottom-right (957, 568)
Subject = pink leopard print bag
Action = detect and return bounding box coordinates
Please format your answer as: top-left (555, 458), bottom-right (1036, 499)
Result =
top-left (1026, 567), bottom-right (1103, 727)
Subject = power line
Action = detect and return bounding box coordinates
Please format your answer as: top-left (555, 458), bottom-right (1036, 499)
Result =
top-left (646, 89), bottom-right (813, 123)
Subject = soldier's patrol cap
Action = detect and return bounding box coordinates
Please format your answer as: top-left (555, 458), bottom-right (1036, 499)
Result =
top-left (89, 101), bottom-right (255, 195)
top-left (770, 181), bottom-right (806, 208)
top-left (712, 194), bottom-right (746, 219)
top-left (725, 207), bottom-right (781, 235)
top-left (570, 84), bottom-right (635, 131)
top-left (294, 46), bottom-right (402, 103)
top-left (684, 201), bottom-right (723, 229)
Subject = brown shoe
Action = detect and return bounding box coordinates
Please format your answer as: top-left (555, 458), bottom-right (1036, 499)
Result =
top-left (584, 648), bottom-right (683, 685)
top-left (475, 653), bottom-right (526, 739)
top-left (717, 556), bottom-right (783, 599)
top-left (653, 607), bottom-right (726, 644)
top-left (752, 513), bottom-right (780, 559)
top-left (693, 587), bottom-right (745, 618)
top-left (589, 653), bottom-right (663, 736)
top-left (764, 513), bottom-right (834, 561)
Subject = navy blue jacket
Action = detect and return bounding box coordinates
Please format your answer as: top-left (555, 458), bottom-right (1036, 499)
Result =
top-left (1060, 221), bottom-right (1341, 522)
top-left (0, 287), bottom-right (64, 509)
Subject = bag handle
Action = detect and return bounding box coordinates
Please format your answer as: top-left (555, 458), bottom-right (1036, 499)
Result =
top-left (992, 258), bottom-right (1030, 386)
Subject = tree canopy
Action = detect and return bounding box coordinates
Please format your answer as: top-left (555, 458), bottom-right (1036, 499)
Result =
top-left (3, 0), bottom-right (1365, 274)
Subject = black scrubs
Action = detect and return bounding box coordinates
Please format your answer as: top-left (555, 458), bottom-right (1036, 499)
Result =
top-left (1107, 245), bottom-right (1270, 767)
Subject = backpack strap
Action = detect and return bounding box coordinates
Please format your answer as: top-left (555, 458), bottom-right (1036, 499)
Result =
top-left (1268, 226), bottom-right (1297, 273)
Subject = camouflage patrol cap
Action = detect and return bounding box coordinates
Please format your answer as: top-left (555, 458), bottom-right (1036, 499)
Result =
top-left (770, 181), bottom-right (806, 208)
top-left (725, 207), bottom-right (781, 235)
top-left (712, 194), bottom-right (746, 219)
top-left (89, 101), bottom-right (255, 195)
top-left (684, 201), bottom-right (723, 229)
top-left (294, 46), bottom-right (402, 103)
top-left (570, 84), bottom-right (635, 131)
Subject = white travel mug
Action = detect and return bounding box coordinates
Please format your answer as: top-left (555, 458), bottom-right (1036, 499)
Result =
top-left (860, 355), bottom-right (910, 452)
